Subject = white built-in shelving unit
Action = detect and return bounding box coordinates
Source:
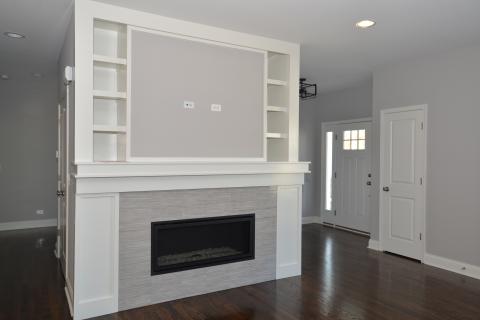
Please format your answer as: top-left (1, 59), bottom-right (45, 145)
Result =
top-left (93, 20), bottom-right (127, 161)
top-left (90, 21), bottom-right (295, 163)
top-left (265, 52), bottom-right (290, 161)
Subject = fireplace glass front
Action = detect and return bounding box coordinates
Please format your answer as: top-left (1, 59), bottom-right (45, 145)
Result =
top-left (151, 214), bottom-right (255, 275)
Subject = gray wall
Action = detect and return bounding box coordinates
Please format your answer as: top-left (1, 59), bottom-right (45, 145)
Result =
top-left (371, 45), bottom-right (480, 267)
top-left (299, 78), bottom-right (372, 217)
top-left (0, 75), bottom-right (58, 223)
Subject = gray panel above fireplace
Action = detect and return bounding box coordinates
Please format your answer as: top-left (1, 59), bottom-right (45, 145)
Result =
top-left (118, 187), bottom-right (277, 311)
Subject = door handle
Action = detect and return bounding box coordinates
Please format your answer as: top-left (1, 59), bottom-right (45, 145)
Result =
top-left (57, 190), bottom-right (65, 197)
top-left (382, 186), bottom-right (390, 192)
top-left (366, 181), bottom-right (372, 186)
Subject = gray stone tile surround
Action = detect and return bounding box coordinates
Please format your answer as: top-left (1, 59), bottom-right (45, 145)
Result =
top-left (118, 187), bottom-right (277, 311)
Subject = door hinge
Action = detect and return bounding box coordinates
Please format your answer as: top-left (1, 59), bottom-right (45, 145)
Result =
top-left (334, 210), bottom-right (337, 216)
top-left (335, 134), bottom-right (338, 140)
top-left (419, 233), bottom-right (422, 241)
top-left (56, 150), bottom-right (59, 159)
top-left (420, 177), bottom-right (423, 185)
top-left (334, 172), bottom-right (337, 179)
top-left (421, 122), bottom-right (424, 130)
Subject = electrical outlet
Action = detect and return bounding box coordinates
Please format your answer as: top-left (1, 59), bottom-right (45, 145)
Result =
top-left (211, 104), bottom-right (222, 112)
top-left (36, 209), bottom-right (44, 215)
top-left (183, 101), bottom-right (195, 109)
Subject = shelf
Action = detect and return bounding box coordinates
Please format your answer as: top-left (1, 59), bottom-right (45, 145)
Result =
top-left (266, 106), bottom-right (288, 112)
top-left (93, 90), bottom-right (127, 100)
top-left (93, 125), bottom-right (127, 133)
top-left (94, 54), bottom-right (127, 65)
top-left (265, 132), bottom-right (288, 139)
top-left (267, 79), bottom-right (288, 86)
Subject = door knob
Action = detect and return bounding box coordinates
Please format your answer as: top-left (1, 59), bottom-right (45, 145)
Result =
top-left (366, 181), bottom-right (372, 186)
top-left (57, 190), bottom-right (65, 197)
top-left (382, 186), bottom-right (390, 192)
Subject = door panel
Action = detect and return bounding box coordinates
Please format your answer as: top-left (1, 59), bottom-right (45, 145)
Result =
top-left (389, 197), bottom-right (415, 241)
top-left (381, 107), bottom-right (425, 260)
top-left (391, 119), bottom-right (415, 184)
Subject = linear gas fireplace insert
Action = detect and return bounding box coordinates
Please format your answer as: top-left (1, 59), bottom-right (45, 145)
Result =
top-left (151, 214), bottom-right (255, 275)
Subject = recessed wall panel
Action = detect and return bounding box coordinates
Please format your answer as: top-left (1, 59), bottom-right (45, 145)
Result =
top-left (129, 29), bottom-right (265, 158)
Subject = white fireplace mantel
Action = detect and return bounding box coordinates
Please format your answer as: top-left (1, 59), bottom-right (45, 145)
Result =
top-left (71, 162), bottom-right (309, 319)
top-left (74, 161), bottom-right (310, 194)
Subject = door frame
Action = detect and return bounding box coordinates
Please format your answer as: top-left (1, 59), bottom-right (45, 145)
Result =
top-left (319, 117), bottom-right (372, 221)
top-left (379, 105), bottom-right (428, 261)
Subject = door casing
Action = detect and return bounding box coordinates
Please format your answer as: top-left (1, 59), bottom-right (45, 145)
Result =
top-left (379, 105), bottom-right (427, 261)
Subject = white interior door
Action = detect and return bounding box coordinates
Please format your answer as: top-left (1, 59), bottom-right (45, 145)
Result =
top-left (322, 120), bottom-right (372, 233)
top-left (57, 100), bottom-right (67, 273)
top-left (380, 106), bottom-right (426, 260)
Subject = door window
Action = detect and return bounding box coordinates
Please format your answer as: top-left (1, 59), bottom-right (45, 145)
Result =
top-left (343, 129), bottom-right (366, 150)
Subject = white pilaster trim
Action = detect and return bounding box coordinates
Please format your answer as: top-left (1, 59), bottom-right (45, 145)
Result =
top-left (0, 219), bottom-right (57, 232)
top-left (424, 253), bottom-right (480, 281)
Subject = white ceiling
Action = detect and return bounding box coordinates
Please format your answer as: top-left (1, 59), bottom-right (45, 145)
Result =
top-left (96, 0), bottom-right (480, 92)
top-left (0, 0), bottom-right (73, 80)
top-left (2, 0), bottom-right (480, 91)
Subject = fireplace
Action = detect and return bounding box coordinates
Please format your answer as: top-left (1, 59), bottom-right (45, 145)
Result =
top-left (151, 214), bottom-right (255, 275)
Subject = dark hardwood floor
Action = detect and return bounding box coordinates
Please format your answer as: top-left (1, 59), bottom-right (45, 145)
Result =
top-left (1, 224), bottom-right (479, 320)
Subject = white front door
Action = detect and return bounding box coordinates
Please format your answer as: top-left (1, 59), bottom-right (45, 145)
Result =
top-left (322, 120), bottom-right (372, 233)
top-left (380, 106), bottom-right (426, 260)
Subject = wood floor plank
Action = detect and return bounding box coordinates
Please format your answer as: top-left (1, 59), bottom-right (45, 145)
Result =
top-left (1, 225), bottom-right (479, 320)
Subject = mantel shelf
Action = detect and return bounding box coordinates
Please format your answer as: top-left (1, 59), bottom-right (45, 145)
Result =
top-left (267, 79), bottom-right (288, 86)
top-left (93, 90), bottom-right (127, 100)
top-left (266, 106), bottom-right (288, 112)
top-left (93, 125), bottom-right (127, 133)
top-left (265, 132), bottom-right (288, 139)
top-left (93, 54), bottom-right (127, 65)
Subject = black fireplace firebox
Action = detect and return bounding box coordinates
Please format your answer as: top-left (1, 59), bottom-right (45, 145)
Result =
top-left (151, 214), bottom-right (255, 275)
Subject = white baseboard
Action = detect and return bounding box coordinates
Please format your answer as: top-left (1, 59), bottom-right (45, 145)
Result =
top-left (302, 216), bottom-right (322, 224)
top-left (367, 239), bottom-right (381, 251)
top-left (424, 253), bottom-right (480, 281)
top-left (0, 218), bottom-right (57, 231)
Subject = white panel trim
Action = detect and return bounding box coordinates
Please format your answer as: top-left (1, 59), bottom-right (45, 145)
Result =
top-left (74, 193), bottom-right (119, 320)
top-left (367, 239), bottom-right (381, 251)
top-left (302, 216), bottom-right (322, 224)
top-left (0, 219), bottom-right (57, 232)
top-left (424, 253), bottom-right (480, 281)
top-left (276, 185), bottom-right (302, 279)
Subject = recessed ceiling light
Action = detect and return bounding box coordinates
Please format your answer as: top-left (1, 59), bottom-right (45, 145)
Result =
top-left (32, 72), bottom-right (43, 78)
top-left (355, 20), bottom-right (376, 29)
top-left (1, 74), bottom-right (10, 80)
top-left (4, 32), bottom-right (26, 39)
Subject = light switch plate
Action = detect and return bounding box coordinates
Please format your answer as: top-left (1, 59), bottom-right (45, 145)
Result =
top-left (211, 104), bottom-right (222, 112)
top-left (184, 101), bottom-right (195, 109)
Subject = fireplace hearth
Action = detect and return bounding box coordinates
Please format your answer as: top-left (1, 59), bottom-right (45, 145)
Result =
top-left (151, 214), bottom-right (255, 275)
